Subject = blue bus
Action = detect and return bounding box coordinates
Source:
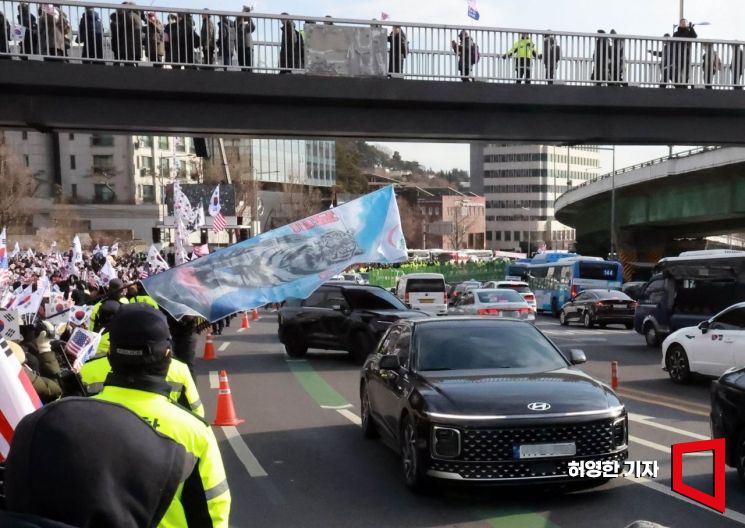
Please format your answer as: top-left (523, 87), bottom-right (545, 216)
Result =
top-left (523, 255), bottom-right (624, 316)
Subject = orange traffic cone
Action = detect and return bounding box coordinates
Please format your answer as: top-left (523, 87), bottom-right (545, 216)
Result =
top-left (212, 370), bottom-right (244, 426)
top-left (202, 332), bottom-right (217, 361)
top-left (241, 312), bottom-right (250, 329)
top-left (252, 308), bottom-right (260, 321)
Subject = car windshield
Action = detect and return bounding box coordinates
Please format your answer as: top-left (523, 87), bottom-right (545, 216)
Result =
top-left (498, 284), bottom-right (531, 294)
top-left (477, 290), bottom-right (524, 303)
top-left (593, 290), bottom-right (632, 300)
top-left (415, 322), bottom-right (567, 372)
top-left (344, 288), bottom-right (407, 310)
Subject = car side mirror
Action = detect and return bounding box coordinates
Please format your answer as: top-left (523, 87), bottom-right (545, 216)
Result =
top-left (332, 304), bottom-right (349, 313)
top-left (379, 355), bottom-right (400, 370)
top-left (569, 349), bottom-right (587, 365)
top-left (698, 320), bottom-right (710, 334)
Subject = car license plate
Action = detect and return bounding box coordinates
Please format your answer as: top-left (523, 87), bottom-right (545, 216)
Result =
top-left (419, 298), bottom-right (434, 304)
top-left (613, 304), bottom-right (626, 309)
top-left (517, 442), bottom-right (576, 459)
top-left (502, 311), bottom-right (516, 317)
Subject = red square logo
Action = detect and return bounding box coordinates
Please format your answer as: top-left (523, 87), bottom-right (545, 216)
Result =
top-left (671, 438), bottom-right (726, 513)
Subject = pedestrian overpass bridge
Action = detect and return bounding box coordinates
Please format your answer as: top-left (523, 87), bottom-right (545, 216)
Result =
top-left (554, 147), bottom-right (745, 263)
top-left (2, 2), bottom-right (745, 143)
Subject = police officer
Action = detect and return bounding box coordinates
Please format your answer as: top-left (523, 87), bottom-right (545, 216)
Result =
top-left (94, 304), bottom-right (230, 526)
top-left (505, 33), bottom-right (536, 84)
top-left (128, 281), bottom-right (159, 309)
top-left (88, 278), bottom-right (129, 355)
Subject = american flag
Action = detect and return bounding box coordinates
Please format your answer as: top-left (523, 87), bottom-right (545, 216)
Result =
top-left (381, 11), bottom-right (390, 20)
top-left (139, 268), bottom-right (149, 279)
top-left (66, 328), bottom-right (100, 371)
top-left (212, 212), bottom-right (226, 233)
top-left (208, 185), bottom-right (227, 233)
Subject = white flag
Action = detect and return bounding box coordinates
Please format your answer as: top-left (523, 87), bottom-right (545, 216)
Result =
top-left (10, 242), bottom-right (20, 258)
top-left (25, 248), bottom-right (34, 258)
top-left (72, 235), bottom-right (83, 263)
top-left (147, 245), bottom-right (170, 273)
top-left (208, 185), bottom-right (221, 217)
top-left (68, 305), bottom-right (94, 327)
top-left (99, 260), bottom-right (118, 282)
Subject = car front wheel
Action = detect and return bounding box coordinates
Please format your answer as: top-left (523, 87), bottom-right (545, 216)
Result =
top-left (559, 310), bottom-right (569, 326)
top-left (666, 344), bottom-right (692, 384)
top-left (360, 382), bottom-right (378, 439)
top-left (284, 335), bottom-right (308, 358)
top-left (400, 415), bottom-right (429, 492)
top-left (644, 324), bottom-right (660, 347)
top-left (583, 312), bottom-right (594, 329)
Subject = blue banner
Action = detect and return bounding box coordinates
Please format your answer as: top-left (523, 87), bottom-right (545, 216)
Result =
top-left (143, 187), bottom-right (407, 322)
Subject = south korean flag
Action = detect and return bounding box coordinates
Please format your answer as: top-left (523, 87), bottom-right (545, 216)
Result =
top-left (0, 310), bottom-right (21, 341)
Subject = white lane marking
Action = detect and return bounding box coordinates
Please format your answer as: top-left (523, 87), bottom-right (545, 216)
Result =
top-left (336, 409), bottom-right (362, 426)
top-left (284, 358), bottom-right (307, 363)
top-left (218, 342), bottom-right (230, 352)
top-left (321, 404), bottom-right (353, 410)
top-left (221, 425), bottom-right (268, 478)
top-left (209, 371), bottom-right (219, 389)
top-left (630, 435), bottom-right (708, 457)
top-left (626, 475), bottom-right (745, 525)
top-left (629, 413), bottom-right (709, 440)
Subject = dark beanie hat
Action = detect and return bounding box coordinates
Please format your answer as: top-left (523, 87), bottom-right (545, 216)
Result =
top-left (5, 398), bottom-right (194, 527)
top-left (108, 304), bottom-right (172, 368)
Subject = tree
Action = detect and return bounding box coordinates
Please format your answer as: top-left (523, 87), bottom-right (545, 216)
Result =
top-left (446, 200), bottom-right (477, 250)
top-left (335, 140), bottom-right (369, 194)
top-left (0, 132), bottom-right (36, 227)
top-left (397, 196), bottom-right (424, 249)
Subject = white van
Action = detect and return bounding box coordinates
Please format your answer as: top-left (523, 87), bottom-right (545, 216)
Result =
top-left (395, 273), bottom-right (447, 315)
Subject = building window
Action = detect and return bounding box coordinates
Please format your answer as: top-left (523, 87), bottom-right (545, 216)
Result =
top-left (90, 135), bottom-right (114, 147)
top-left (22, 131), bottom-right (28, 140)
top-left (505, 231), bottom-right (512, 241)
top-left (175, 138), bottom-right (186, 152)
top-left (160, 158), bottom-right (170, 178)
top-left (495, 231), bottom-right (502, 241)
top-left (513, 231), bottom-right (520, 241)
top-left (70, 155), bottom-right (76, 170)
top-left (69, 133), bottom-right (75, 141)
top-left (142, 185), bottom-right (155, 203)
top-left (94, 184), bottom-right (115, 203)
top-left (93, 155), bottom-right (114, 174)
top-left (486, 231), bottom-right (492, 241)
top-left (141, 157), bottom-right (154, 172)
top-left (71, 184), bottom-right (77, 200)
top-left (158, 137), bottom-right (169, 150)
top-left (139, 136), bottom-right (153, 148)
top-left (24, 155), bottom-right (29, 167)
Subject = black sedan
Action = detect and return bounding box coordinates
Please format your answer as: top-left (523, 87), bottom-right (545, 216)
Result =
top-left (360, 317), bottom-right (628, 490)
top-left (278, 284), bottom-right (427, 363)
top-left (710, 366), bottom-right (745, 484)
top-left (559, 289), bottom-right (636, 329)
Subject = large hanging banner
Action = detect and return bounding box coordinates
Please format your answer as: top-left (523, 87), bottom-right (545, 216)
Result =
top-left (143, 186), bottom-right (407, 322)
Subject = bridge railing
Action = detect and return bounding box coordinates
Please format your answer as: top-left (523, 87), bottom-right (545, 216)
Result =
top-left (3, 1), bottom-right (745, 89)
top-left (556, 146), bottom-right (722, 200)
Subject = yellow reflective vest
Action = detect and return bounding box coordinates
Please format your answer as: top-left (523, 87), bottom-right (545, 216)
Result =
top-left (130, 294), bottom-right (160, 310)
top-left (508, 37), bottom-right (536, 60)
top-left (88, 297), bottom-right (129, 354)
top-left (94, 379), bottom-right (230, 528)
top-left (81, 356), bottom-right (204, 417)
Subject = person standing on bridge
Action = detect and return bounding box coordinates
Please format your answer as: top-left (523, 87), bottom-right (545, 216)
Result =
top-left (77, 7), bottom-right (103, 63)
top-left (387, 25), bottom-right (408, 76)
top-left (505, 33), bottom-right (536, 84)
top-left (201, 9), bottom-right (216, 66)
top-left (17, 3), bottom-right (39, 57)
top-left (236, 7), bottom-right (256, 71)
top-left (451, 30), bottom-right (477, 82)
top-left (218, 15), bottom-right (236, 67)
top-left (111, 3), bottom-right (142, 66)
top-left (648, 34), bottom-right (674, 88)
top-left (38, 3), bottom-right (68, 59)
top-left (591, 30), bottom-right (611, 85)
top-left (145, 11), bottom-right (165, 66)
top-left (609, 29), bottom-right (626, 86)
top-left (731, 44), bottom-right (744, 89)
top-left (279, 14), bottom-right (304, 73)
top-left (672, 19), bottom-right (697, 88)
top-left (701, 42), bottom-right (722, 89)
top-left (541, 32), bottom-right (561, 84)
top-left (0, 11), bottom-right (10, 58)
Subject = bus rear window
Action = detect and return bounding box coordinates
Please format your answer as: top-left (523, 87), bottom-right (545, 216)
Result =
top-left (578, 262), bottom-right (619, 281)
top-left (406, 279), bottom-right (446, 292)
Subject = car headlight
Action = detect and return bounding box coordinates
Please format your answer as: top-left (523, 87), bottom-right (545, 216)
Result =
top-left (432, 426), bottom-right (461, 458)
top-left (612, 416), bottom-right (628, 450)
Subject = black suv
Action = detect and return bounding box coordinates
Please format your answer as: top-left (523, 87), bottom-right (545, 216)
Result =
top-left (711, 366), bottom-right (745, 484)
top-left (278, 284), bottom-right (427, 363)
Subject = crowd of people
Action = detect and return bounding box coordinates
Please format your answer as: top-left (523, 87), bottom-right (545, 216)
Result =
top-left (0, 242), bottom-right (233, 526)
top-left (0, 4), bottom-right (738, 86)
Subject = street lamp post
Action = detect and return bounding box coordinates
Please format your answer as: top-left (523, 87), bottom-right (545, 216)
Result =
top-left (521, 206), bottom-right (531, 257)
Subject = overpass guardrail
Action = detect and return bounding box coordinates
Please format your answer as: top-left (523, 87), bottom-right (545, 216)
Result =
top-left (3, 1), bottom-right (745, 89)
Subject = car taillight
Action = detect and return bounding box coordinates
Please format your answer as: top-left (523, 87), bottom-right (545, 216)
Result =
top-left (570, 284), bottom-right (579, 298)
top-left (404, 293), bottom-right (409, 304)
top-left (595, 301), bottom-right (607, 307)
top-left (524, 294), bottom-right (535, 301)
top-left (478, 308), bottom-right (501, 315)
top-left (517, 308), bottom-right (532, 314)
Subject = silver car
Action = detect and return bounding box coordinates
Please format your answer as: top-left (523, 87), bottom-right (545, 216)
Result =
top-left (447, 288), bottom-right (535, 321)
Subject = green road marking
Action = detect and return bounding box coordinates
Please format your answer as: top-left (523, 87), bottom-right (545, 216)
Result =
top-left (485, 509), bottom-right (560, 528)
top-left (286, 360), bottom-right (349, 408)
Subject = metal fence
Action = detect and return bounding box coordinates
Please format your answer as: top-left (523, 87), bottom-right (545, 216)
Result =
top-left (3, 1), bottom-right (745, 89)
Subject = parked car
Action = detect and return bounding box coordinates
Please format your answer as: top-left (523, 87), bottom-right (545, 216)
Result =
top-left (448, 288), bottom-right (534, 322)
top-left (662, 302), bottom-right (745, 384)
top-left (360, 318), bottom-right (628, 490)
top-left (559, 289), bottom-right (636, 329)
top-left (482, 280), bottom-right (537, 312)
top-left (395, 273), bottom-right (448, 316)
top-left (710, 366), bottom-right (745, 485)
top-left (278, 284), bottom-right (427, 363)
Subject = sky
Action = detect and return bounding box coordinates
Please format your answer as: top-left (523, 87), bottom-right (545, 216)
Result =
top-left (150, 0), bottom-right (742, 174)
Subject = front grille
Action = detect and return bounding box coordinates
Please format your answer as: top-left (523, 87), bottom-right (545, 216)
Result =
top-left (429, 451), bottom-right (627, 481)
top-left (458, 418), bottom-right (617, 463)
